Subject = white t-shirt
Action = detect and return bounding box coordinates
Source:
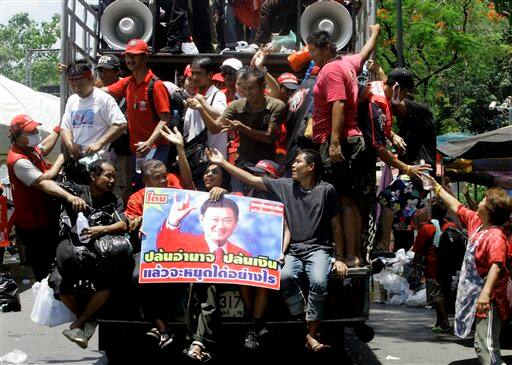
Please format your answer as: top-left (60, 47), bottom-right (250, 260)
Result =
top-left (13, 158), bottom-right (42, 187)
top-left (183, 85), bottom-right (228, 157)
top-left (61, 87), bottom-right (127, 150)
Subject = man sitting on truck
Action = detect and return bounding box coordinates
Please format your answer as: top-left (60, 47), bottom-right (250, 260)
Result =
top-left (206, 147), bottom-right (348, 352)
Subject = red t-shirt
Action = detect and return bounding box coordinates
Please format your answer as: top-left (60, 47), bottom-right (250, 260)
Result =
top-left (412, 220), bottom-right (455, 279)
top-left (124, 173), bottom-right (183, 219)
top-left (108, 69), bottom-right (170, 152)
top-left (457, 205), bottom-right (510, 320)
top-left (312, 54), bottom-right (363, 144)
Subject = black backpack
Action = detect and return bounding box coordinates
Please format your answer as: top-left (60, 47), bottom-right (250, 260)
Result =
top-left (436, 226), bottom-right (467, 274)
top-left (147, 76), bottom-right (210, 178)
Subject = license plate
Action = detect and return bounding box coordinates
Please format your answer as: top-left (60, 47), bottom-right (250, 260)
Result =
top-left (219, 290), bottom-right (245, 318)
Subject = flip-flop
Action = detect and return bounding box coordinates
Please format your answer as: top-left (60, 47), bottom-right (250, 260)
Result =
top-left (432, 326), bottom-right (451, 334)
top-left (306, 340), bottom-right (332, 353)
top-left (183, 342), bottom-right (212, 362)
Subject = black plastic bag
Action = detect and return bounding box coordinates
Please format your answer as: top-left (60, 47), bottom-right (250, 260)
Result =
top-left (93, 234), bottom-right (132, 258)
top-left (0, 273), bottom-right (21, 312)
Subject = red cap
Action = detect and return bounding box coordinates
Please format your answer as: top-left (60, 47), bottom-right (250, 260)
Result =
top-left (212, 73), bottom-right (224, 83)
top-left (9, 114), bottom-right (41, 136)
top-left (277, 72), bottom-right (299, 90)
top-left (123, 39), bottom-right (149, 55)
top-left (247, 159), bottom-right (280, 177)
top-left (184, 64), bottom-right (192, 78)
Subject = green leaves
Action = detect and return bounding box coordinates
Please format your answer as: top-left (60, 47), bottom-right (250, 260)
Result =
top-left (0, 12), bottom-right (61, 90)
top-left (377, 0), bottom-right (511, 134)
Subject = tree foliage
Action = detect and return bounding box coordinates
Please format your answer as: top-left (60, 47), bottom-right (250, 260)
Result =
top-left (0, 12), bottom-right (61, 91)
top-left (376, 0), bottom-right (511, 134)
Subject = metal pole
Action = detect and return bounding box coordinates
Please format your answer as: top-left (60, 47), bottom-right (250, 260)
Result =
top-left (395, 0), bottom-right (404, 67)
top-left (25, 50), bottom-right (31, 87)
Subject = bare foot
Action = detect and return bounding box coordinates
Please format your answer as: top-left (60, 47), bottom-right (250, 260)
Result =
top-left (344, 255), bottom-right (361, 268)
top-left (70, 319), bottom-right (84, 330)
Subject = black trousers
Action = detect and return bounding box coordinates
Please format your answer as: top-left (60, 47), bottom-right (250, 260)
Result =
top-left (159, 0), bottom-right (213, 53)
top-left (186, 283), bottom-right (220, 347)
top-left (16, 225), bottom-right (59, 282)
top-left (253, 0), bottom-right (298, 45)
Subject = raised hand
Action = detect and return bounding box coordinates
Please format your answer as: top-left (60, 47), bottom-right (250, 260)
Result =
top-left (166, 193), bottom-right (196, 228)
top-left (161, 125), bottom-right (184, 148)
top-left (205, 148), bottom-right (225, 165)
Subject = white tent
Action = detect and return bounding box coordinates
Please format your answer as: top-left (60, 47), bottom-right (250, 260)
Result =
top-left (0, 74), bottom-right (61, 156)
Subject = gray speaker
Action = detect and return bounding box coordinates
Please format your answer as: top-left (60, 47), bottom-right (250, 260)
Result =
top-left (101, 0), bottom-right (154, 50)
top-left (300, 0), bottom-right (353, 50)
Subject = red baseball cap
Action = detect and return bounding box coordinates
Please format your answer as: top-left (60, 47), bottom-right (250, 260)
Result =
top-left (277, 73), bottom-right (299, 90)
top-left (123, 39), bottom-right (149, 55)
top-left (9, 114), bottom-right (41, 136)
top-left (212, 73), bottom-right (224, 83)
top-left (184, 64), bottom-right (192, 78)
top-left (247, 160), bottom-right (280, 177)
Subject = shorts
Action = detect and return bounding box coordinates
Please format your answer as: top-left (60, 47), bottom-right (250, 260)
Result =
top-left (319, 135), bottom-right (366, 196)
top-left (426, 278), bottom-right (444, 306)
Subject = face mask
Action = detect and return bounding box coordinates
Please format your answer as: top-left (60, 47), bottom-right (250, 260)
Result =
top-left (26, 133), bottom-right (41, 148)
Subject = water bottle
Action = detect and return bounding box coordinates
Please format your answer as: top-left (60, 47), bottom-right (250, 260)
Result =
top-left (418, 159), bottom-right (434, 191)
top-left (76, 212), bottom-right (90, 244)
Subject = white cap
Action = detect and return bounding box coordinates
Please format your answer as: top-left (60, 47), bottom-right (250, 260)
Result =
top-left (221, 58), bottom-right (243, 72)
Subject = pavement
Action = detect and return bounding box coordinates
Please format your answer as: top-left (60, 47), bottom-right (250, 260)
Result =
top-left (2, 289), bottom-right (512, 364)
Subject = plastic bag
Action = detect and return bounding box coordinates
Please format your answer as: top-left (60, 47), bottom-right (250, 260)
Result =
top-left (387, 294), bottom-right (409, 305)
top-left (405, 288), bottom-right (427, 307)
top-left (31, 277), bottom-right (76, 327)
top-left (0, 272), bottom-right (21, 312)
top-left (374, 272), bottom-right (409, 296)
top-left (0, 349), bottom-right (27, 363)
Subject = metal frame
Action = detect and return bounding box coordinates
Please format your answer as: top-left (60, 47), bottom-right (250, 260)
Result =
top-left (60, 0), bottom-right (100, 113)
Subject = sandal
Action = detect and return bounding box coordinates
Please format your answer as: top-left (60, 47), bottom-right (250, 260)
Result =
top-left (183, 341), bottom-right (212, 362)
top-left (305, 337), bottom-right (332, 353)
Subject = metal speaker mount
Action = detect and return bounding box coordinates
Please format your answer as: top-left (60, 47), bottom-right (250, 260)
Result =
top-left (300, 0), bottom-right (353, 50)
top-left (101, 0), bottom-right (153, 50)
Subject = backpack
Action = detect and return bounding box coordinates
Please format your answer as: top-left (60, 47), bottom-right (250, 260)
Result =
top-left (148, 76), bottom-right (219, 178)
top-left (359, 81), bottom-right (393, 149)
top-left (436, 225), bottom-right (467, 274)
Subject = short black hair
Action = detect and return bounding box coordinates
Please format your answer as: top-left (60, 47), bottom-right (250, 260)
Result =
top-left (240, 67), bottom-right (265, 86)
top-left (430, 197), bottom-right (447, 221)
top-left (89, 160), bottom-right (113, 177)
top-left (200, 197), bottom-right (239, 220)
top-left (298, 149), bottom-right (324, 179)
top-left (191, 56), bottom-right (216, 74)
top-left (66, 59), bottom-right (93, 79)
top-left (142, 159), bottom-right (165, 179)
top-left (307, 30), bottom-right (336, 53)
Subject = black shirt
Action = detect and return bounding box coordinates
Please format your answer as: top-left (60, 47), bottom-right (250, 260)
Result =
top-left (60, 181), bottom-right (127, 244)
top-left (397, 99), bottom-right (436, 169)
top-left (262, 178), bottom-right (340, 256)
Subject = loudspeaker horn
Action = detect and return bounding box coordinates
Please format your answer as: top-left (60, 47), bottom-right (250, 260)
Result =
top-left (101, 0), bottom-right (154, 50)
top-left (300, 0), bottom-right (353, 50)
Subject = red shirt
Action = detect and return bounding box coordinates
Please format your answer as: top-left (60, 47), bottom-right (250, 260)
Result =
top-left (108, 69), bottom-right (170, 152)
top-left (313, 54), bottom-right (363, 144)
top-left (457, 205), bottom-right (510, 320)
top-left (412, 220), bottom-right (455, 279)
top-left (125, 173), bottom-right (183, 219)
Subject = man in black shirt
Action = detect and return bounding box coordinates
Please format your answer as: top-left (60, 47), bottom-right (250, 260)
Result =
top-left (54, 160), bottom-right (129, 349)
top-left (206, 147), bottom-right (347, 352)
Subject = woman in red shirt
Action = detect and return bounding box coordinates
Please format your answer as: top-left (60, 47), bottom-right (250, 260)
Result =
top-left (427, 176), bottom-right (512, 364)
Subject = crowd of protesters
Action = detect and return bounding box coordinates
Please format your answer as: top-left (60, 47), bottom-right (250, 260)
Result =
top-left (7, 15), bottom-right (512, 363)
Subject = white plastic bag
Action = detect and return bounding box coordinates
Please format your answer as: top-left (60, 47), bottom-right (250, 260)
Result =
top-left (0, 349), bottom-right (27, 363)
top-left (31, 277), bottom-right (76, 327)
top-left (405, 288), bottom-right (427, 307)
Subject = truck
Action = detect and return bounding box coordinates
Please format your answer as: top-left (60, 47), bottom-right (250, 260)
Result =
top-left (59, 1), bottom-right (377, 363)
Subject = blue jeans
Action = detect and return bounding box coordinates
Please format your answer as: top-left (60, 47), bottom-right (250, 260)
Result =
top-left (280, 249), bottom-right (332, 321)
top-left (132, 144), bottom-right (170, 189)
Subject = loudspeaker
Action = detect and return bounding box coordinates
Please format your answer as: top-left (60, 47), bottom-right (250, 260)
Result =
top-left (300, 0), bottom-right (353, 50)
top-left (101, 0), bottom-right (154, 50)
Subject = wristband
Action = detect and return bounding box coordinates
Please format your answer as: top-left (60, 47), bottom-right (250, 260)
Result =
top-left (53, 126), bottom-right (61, 134)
